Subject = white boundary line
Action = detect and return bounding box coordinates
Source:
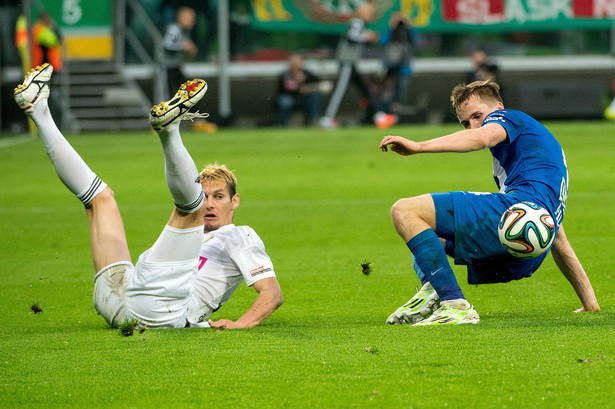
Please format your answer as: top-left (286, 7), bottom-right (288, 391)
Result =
top-left (0, 135), bottom-right (34, 149)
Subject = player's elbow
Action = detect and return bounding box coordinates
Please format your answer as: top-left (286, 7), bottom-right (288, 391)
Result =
top-left (264, 283), bottom-right (284, 310)
top-left (475, 125), bottom-right (506, 149)
top-left (272, 289), bottom-right (284, 309)
top-left (472, 133), bottom-right (495, 150)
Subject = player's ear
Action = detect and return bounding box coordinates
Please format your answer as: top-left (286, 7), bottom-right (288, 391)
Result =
top-left (231, 193), bottom-right (240, 210)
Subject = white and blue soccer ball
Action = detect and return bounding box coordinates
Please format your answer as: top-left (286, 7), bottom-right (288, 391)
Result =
top-left (497, 202), bottom-right (555, 259)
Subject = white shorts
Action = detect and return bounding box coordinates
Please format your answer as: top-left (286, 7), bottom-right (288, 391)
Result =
top-left (93, 251), bottom-right (203, 328)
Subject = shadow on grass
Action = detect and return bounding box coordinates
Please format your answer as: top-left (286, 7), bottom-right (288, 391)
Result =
top-left (479, 310), bottom-right (612, 329)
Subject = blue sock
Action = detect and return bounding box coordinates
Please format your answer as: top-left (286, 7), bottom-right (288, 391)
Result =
top-left (412, 255), bottom-right (428, 285)
top-left (407, 229), bottom-right (464, 301)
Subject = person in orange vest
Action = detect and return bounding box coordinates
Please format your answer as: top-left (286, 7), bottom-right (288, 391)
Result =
top-left (31, 12), bottom-right (63, 72)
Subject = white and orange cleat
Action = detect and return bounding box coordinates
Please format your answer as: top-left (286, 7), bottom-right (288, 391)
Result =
top-left (14, 63), bottom-right (53, 114)
top-left (150, 79), bottom-right (209, 131)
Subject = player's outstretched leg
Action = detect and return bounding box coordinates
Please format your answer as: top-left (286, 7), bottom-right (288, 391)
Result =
top-left (150, 79), bottom-right (208, 216)
top-left (412, 301), bottom-right (480, 326)
top-left (386, 282), bottom-right (441, 324)
top-left (120, 79), bottom-right (210, 328)
top-left (16, 64), bottom-right (132, 327)
top-left (14, 63), bottom-right (107, 206)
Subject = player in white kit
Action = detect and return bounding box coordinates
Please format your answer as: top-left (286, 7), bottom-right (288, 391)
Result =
top-left (14, 64), bottom-right (283, 329)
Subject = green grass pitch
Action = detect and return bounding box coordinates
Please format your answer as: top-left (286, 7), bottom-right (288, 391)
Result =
top-left (1, 121), bottom-right (614, 408)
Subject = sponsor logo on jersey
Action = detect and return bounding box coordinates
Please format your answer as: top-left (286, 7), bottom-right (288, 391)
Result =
top-left (250, 266), bottom-right (272, 276)
top-left (485, 115), bottom-right (505, 123)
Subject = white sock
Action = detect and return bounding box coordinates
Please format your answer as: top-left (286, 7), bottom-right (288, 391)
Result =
top-left (30, 99), bottom-right (106, 205)
top-left (442, 298), bottom-right (471, 310)
top-left (420, 282), bottom-right (434, 291)
top-left (157, 123), bottom-right (204, 213)
top-left (146, 225), bottom-right (204, 262)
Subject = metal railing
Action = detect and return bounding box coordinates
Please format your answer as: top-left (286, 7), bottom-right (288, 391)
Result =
top-left (114, 0), bottom-right (166, 104)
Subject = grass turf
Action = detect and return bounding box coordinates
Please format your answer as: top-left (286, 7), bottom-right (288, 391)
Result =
top-left (1, 122), bottom-right (614, 408)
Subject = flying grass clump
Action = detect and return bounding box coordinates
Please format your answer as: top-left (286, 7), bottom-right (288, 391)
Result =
top-left (118, 317), bottom-right (143, 337)
top-left (361, 261), bottom-right (373, 276)
top-left (30, 302), bottom-right (42, 314)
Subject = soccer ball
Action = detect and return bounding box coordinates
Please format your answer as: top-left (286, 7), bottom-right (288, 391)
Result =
top-left (497, 202), bottom-right (555, 259)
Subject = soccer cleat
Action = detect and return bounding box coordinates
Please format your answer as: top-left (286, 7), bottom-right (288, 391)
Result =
top-left (14, 63), bottom-right (53, 113)
top-left (412, 303), bottom-right (480, 326)
top-left (318, 116), bottom-right (338, 130)
top-left (386, 288), bottom-right (440, 324)
top-left (374, 112), bottom-right (398, 129)
top-left (150, 79), bottom-right (209, 131)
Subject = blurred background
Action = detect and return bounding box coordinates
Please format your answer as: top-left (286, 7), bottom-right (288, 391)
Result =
top-left (1, 0), bottom-right (614, 133)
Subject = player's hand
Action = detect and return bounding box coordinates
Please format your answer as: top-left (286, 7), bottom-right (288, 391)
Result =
top-left (366, 31), bottom-right (379, 42)
top-left (183, 40), bottom-right (198, 56)
top-left (208, 319), bottom-right (244, 329)
top-left (379, 135), bottom-right (419, 156)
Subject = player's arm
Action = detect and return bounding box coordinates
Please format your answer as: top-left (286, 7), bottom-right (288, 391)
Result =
top-left (551, 225), bottom-right (600, 313)
top-left (379, 124), bottom-right (507, 156)
top-left (208, 277), bottom-right (283, 329)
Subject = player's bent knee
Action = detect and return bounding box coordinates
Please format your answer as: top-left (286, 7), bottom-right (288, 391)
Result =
top-left (391, 195), bottom-right (434, 227)
top-left (168, 206), bottom-right (206, 230)
top-left (87, 186), bottom-right (117, 209)
top-left (391, 197), bottom-right (418, 220)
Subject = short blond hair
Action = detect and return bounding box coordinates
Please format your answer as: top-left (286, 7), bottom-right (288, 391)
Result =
top-left (200, 163), bottom-right (237, 196)
top-left (450, 79), bottom-right (502, 112)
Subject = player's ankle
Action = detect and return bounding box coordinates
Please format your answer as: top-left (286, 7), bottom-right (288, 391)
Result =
top-left (420, 282), bottom-right (434, 291)
top-left (442, 298), bottom-right (470, 310)
top-left (30, 98), bottom-right (49, 117)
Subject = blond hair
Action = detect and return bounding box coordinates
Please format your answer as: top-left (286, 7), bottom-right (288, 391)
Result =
top-left (200, 163), bottom-right (237, 197)
top-left (450, 79), bottom-right (502, 112)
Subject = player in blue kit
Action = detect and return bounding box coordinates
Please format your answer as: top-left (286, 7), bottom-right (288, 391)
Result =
top-left (379, 79), bottom-right (599, 325)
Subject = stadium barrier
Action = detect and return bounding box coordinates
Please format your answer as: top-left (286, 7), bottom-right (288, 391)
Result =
top-left (2, 55), bottom-right (613, 129)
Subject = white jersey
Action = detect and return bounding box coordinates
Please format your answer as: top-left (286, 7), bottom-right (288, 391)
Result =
top-left (191, 224), bottom-right (276, 313)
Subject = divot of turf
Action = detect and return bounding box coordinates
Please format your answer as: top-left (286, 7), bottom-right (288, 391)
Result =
top-left (30, 302), bottom-right (42, 314)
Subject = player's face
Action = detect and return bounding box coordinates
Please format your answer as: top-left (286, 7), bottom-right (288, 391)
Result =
top-left (457, 95), bottom-right (503, 129)
top-left (201, 180), bottom-right (239, 233)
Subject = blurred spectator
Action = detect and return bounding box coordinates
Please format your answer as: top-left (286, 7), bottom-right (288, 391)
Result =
top-left (230, 0), bottom-right (252, 60)
top-left (276, 54), bottom-right (323, 126)
top-left (379, 12), bottom-right (419, 114)
top-left (32, 12), bottom-right (63, 72)
top-left (0, 0), bottom-right (20, 67)
top-left (163, 6), bottom-right (198, 98)
top-left (319, 2), bottom-right (379, 129)
top-left (365, 72), bottom-right (398, 129)
top-left (607, 24), bottom-right (615, 121)
top-left (181, 0), bottom-right (217, 61)
top-left (32, 11), bottom-right (63, 118)
top-left (466, 50), bottom-right (498, 83)
top-left (605, 77), bottom-right (615, 120)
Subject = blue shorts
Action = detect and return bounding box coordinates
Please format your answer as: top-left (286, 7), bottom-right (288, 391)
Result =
top-left (432, 191), bottom-right (550, 285)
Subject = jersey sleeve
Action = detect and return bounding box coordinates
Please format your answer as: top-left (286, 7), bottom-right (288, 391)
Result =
top-left (346, 18), bottom-right (368, 43)
top-left (483, 110), bottom-right (525, 144)
top-left (226, 226), bottom-right (276, 287)
top-left (163, 24), bottom-right (184, 51)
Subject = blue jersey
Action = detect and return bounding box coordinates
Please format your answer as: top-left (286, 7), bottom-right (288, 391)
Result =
top-left (483, 109), bottom-right (568, 226)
